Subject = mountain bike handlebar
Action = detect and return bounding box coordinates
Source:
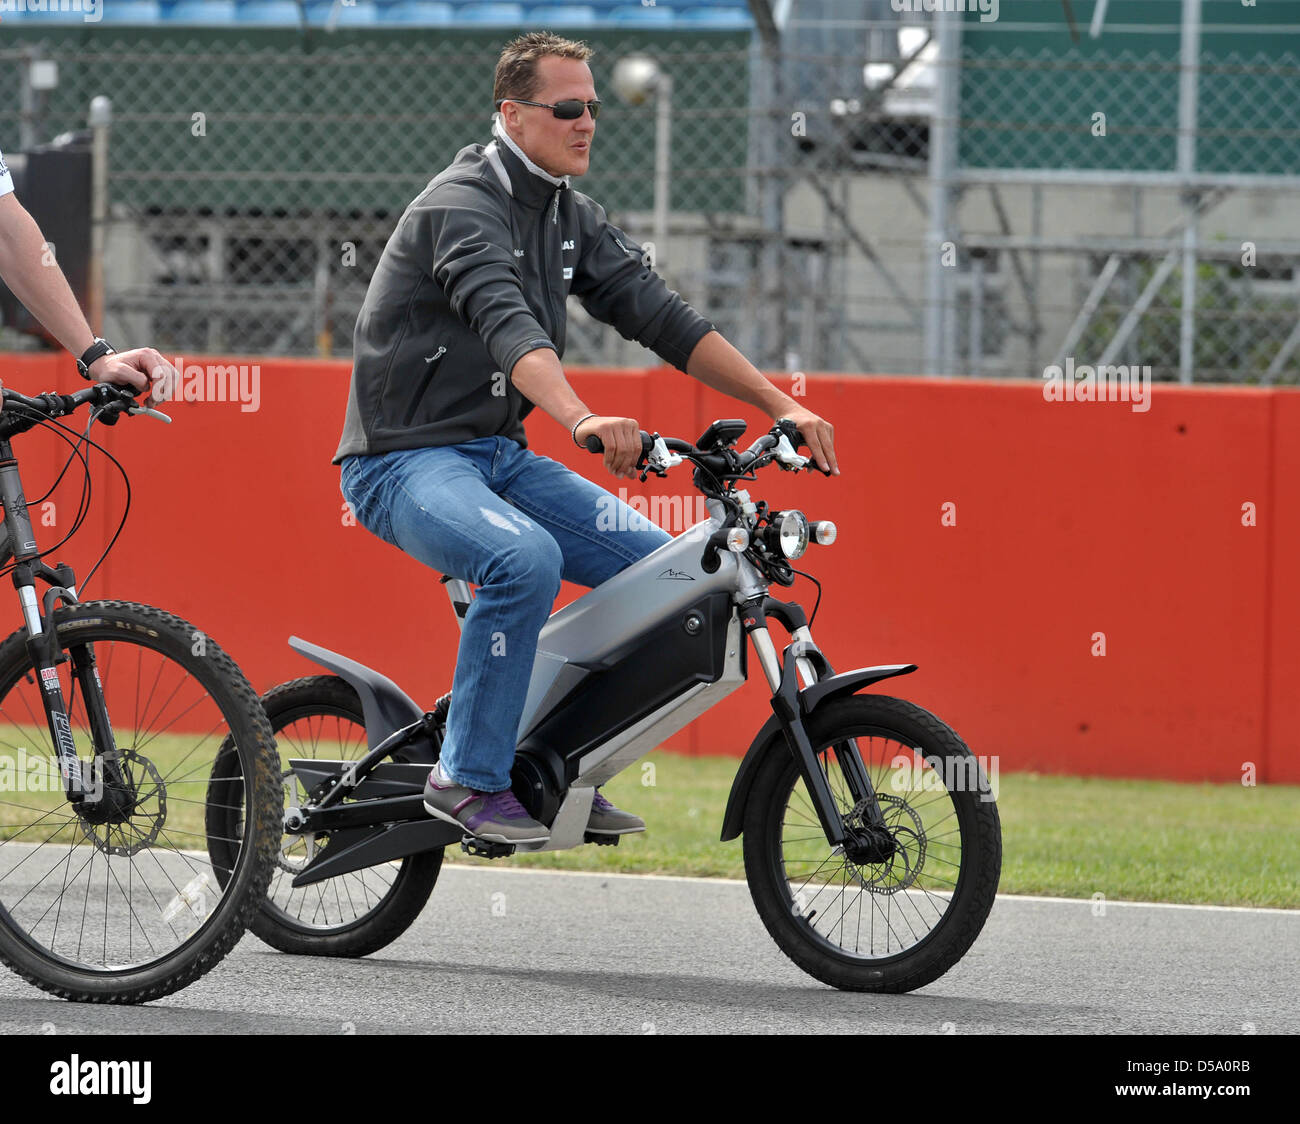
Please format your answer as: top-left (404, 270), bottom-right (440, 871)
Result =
top-left (0, 384), bottom-right (170, 441)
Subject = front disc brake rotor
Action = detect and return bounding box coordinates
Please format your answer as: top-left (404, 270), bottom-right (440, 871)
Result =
top-left (78, 751), bottom-right (166, 856)
top-left (838, 793), bottom-right (927, 893)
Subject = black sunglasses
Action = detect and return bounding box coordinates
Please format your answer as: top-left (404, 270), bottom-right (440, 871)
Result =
top-left (496, 97), bottom-right (602, 120)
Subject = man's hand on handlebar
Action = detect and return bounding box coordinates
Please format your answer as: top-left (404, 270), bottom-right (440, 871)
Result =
top-left (775, 405), bottom-right (839, 476)
top-left (86, 347), bottom-right (178, 406)
top-left (574, 415), bottom-right (644, 479)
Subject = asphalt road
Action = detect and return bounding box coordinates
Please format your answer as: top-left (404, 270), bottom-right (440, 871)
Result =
top-left (1, 865), bottom-right (1295, 1035)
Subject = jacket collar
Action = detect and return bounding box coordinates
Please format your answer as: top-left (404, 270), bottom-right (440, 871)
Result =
top-left (484, 116), bottom-right (569, 210)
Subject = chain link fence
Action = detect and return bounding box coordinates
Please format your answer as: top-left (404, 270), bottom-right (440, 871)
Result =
top-left (769, 0), bottom-right (1300, 383)
top-left (1, 1), bottom-right (1297, 383)
top-left (0, 25), bottom-right (753, 362)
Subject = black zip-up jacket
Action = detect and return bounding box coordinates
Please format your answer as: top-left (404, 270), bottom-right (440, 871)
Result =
top-left (333, 125), bottom-right (715, 462)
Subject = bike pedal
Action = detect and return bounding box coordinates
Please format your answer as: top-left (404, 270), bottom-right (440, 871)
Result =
top-left (460, 834), bottom-right (516, 859)
top-left (583, 832), bottom-right (620, 847)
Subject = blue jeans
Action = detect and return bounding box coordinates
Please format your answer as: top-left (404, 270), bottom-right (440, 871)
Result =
top-left (340, 437), bottom-right (672, 792)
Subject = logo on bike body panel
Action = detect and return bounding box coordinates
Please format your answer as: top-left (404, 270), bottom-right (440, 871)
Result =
top-left (657, 568), bottom-right (694, 581)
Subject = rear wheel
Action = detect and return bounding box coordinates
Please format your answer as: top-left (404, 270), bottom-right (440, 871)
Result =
top-left (743, 694), bottom-right (1001, 993)
top-left (243, 676), bottom-right (442, 957)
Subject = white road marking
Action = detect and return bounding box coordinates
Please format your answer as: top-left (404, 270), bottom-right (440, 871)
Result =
top-left (438, 861), bottom-right (1300, 913)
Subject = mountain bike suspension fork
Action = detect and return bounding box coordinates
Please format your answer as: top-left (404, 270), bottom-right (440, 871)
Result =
top-left (0, 440), bottom-right (122, 808)
top-left (741, 596), bottom-right (888, 845)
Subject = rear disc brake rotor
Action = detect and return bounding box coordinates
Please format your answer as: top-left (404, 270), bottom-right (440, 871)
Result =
top-left (278, 770), bottom-right (323, 874)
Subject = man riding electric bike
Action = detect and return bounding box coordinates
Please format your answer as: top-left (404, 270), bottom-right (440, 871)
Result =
top-left (333, 31), bottom-right (840, 846)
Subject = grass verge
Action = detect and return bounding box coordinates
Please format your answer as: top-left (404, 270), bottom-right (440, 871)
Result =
top-left (446, 749), bottom-right (1300, 908)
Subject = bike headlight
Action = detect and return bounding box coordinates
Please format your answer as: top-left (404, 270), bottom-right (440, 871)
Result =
top-left (775, 510), bottom-right (809, 559)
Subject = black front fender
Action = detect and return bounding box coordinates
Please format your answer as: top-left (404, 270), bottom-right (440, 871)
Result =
top-left (719, 662), bottom-right (917, 842)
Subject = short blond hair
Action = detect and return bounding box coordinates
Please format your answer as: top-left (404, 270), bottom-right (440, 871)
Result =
top-left (494, 31), bottom-right (594, 105)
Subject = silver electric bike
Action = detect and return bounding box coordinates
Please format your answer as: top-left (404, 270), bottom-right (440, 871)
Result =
top-left (223, 419), bottom-right (1001, 992)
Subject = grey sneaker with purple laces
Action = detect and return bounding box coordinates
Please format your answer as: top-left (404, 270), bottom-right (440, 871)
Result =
top-left (423, 763), bottom-right (550, 845)
top-left (586, 789), bottom-right (646, 836)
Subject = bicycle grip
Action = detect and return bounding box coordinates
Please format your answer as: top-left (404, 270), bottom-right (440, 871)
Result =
top-left (585, 432), bottom-right (654, 455)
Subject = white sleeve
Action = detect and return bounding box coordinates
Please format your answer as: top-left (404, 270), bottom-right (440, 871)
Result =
top-left (0, 148), bottom-right (13, 197)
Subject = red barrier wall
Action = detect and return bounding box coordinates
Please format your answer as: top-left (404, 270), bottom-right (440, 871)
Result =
top-left (3, 352), bottom-right (1295, 784)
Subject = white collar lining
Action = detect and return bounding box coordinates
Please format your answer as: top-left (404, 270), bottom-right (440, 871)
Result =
top-left (491, 115), bottom-right (570, 189)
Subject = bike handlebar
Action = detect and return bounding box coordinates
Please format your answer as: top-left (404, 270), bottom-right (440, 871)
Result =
top-left (584, 422), bottom-right (827, 477)
top-left (0, 383), bottom-right (167, 440)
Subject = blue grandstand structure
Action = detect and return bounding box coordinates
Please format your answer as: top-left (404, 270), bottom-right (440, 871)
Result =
top-left (16, 0), bottom-right (755, 27)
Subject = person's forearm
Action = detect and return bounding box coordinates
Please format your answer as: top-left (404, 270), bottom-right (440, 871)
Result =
top-left (685, 330), bottom-right (796, 418)
top-left (508, 348), bottom-right (592, 434)
top-left (0, 196), bottom-right (96, 358)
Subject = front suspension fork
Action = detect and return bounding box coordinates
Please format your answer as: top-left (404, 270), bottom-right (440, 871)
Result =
top-left (742, 600), bottom-right (887, 847)
top-left (13, 564), bottom-right (127, 808)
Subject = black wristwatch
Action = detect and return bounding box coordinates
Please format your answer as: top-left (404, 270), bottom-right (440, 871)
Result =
top-left (76, 337), bottom-right (117, 381)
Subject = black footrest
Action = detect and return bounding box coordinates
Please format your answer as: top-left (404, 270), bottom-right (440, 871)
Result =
top-left (583, 832), bottom-right (620, 847)
top-left (460, 835), bottom-right (516, 859)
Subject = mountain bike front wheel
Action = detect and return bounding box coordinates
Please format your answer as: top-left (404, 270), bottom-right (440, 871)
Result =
top-left (0, 601), bottom-right (280, 1003)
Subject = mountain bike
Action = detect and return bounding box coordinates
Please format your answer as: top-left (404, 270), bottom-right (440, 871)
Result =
top-left (0, 383), bottom-right (280, 1003)
top-left (240, 418), bottom-right (1001, 992)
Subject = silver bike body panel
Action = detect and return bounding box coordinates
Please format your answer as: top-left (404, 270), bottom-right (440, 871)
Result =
top-left (572, 611), bottom-right (746, 788)
top-left (517, 509), bottom-right (742, 740)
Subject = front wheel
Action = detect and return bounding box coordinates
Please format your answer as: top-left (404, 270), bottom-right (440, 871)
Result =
top-left (0, 601), bottom-right (280, 1003)
top-left (743, 694), bottom-right (1001, 992)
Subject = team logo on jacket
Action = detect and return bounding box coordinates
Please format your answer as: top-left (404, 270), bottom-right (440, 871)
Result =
top-left (562, 240), bottom-right (575, 251)
top-left (513, 248), bottom-right (525, 257)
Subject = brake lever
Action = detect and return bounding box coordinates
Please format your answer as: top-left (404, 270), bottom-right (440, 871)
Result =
top-left (644, 435), bottom-right (682, 477)
top-left (772, 433), bottom-right (811, 470)
top-left (128, 405), bottom-right (172, 423)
